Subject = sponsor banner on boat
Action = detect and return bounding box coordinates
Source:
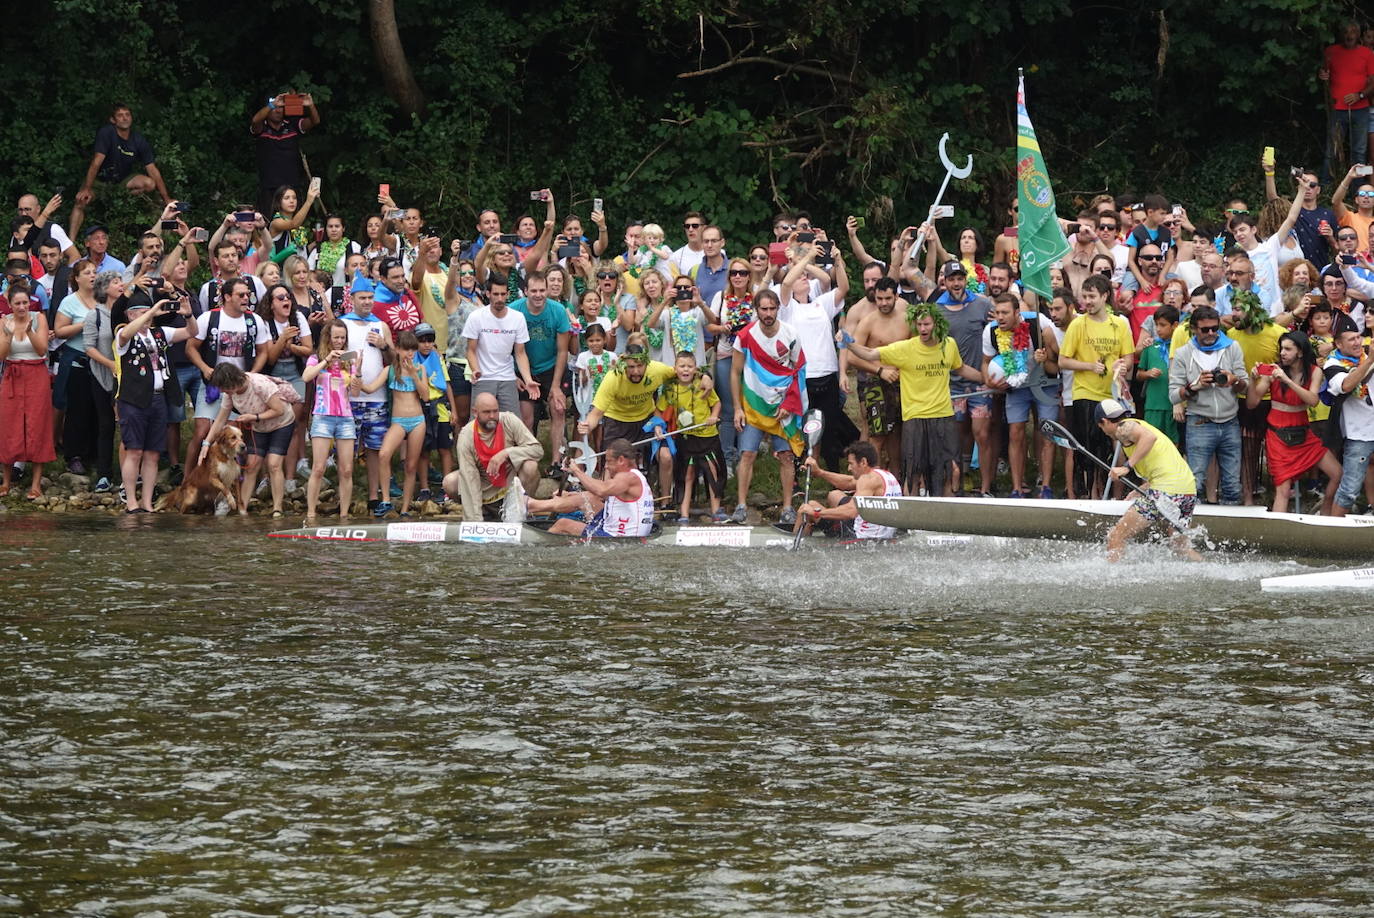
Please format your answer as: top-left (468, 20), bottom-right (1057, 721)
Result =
top-left (674, 526), bottom-right (752, 547)
top-left (312, 527), bottom-right (372, 541)
top-left (386, 522), bottom-right (449, 543)
top-left (925, 534), bottom-right (973, 546)
top-left (457, 522), bottom-right (522, 545)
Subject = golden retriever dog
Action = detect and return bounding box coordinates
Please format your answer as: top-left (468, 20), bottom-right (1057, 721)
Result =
top-left (156, 427), bottom-right (245, 515)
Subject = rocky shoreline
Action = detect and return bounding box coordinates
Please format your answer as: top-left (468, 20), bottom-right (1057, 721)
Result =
top-left (5, 469), bottom-right (782, 520)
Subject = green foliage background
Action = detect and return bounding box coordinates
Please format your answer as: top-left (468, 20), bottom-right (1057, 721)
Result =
top-left (4, 0), bottom-right (1360, 258)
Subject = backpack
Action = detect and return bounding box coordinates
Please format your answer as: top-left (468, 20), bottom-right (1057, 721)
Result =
top-left (264, 306), bottom-right (309, 374)
top-left (203, 308), bottom-right (260, 364)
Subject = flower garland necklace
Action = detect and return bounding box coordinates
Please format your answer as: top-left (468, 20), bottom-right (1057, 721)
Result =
top-left (993, 322), bottom-right (1031, 387)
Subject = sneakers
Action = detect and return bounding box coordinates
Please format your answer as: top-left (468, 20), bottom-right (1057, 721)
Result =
top-left (256, 478), bottom-right (269, 495)
top-left (94, 477), bottom-right (112, 493)
top-left (367, 498), bottom-right (380, 512)
top-left (389, 480), bottom-right (403, 498)
top-left (711, 508), bottom-right (728, 523)
top-left (67, 458), bottom-right (87, 476)
top-left (779, 507), bottom-right (797, 525)
top-left (296, 459), bottom-right (311, 478)
top-left (730, 503), bottom-right (747, 524)
top-left (325, 455), bottom-right (337, 470)
top-left (428, 468), bottom-right (444, 486)
top-left (417, 488), bottom-right (432, 503)
top-left (167, 464), bottom-right (184, 487)
top-left (373, 501), bottom-right (394, 518)
top-left (1008, 490), bottom-right (1026, 499)
top-left (1038, 485), bottom-right (1054, 500)
top-left (283, 480), bottom-right (299, 496)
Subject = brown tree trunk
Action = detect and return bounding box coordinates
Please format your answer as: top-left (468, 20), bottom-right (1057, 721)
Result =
top-left (368, 0), bottom-right (426, 117)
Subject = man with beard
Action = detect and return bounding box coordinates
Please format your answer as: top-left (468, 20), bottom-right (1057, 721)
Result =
top-left (1126, 241), bottom-right (1167, 341)
top-left (848, 278), bottom-right (910, 466)
top-left (847, 302), bottom-right (983, 497)
top-left (446, 392), bottom-right (543, 521)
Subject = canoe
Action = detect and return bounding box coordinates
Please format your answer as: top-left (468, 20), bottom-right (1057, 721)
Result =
top-left (852, 495), bottom-right (1374, 561)
top-left (1260, 567), bottom-right (1374, 592)
top-left (267, 519), bottom-right (965, 549)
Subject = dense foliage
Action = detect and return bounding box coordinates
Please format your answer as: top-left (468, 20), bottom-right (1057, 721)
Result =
top-left (4, 0), bottom-right (1353, 258)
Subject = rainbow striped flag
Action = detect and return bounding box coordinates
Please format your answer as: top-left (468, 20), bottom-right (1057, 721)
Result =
top-left (737, 323), bottom-right (808, 455)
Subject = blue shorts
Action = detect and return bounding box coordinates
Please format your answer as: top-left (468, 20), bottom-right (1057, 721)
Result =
top-left (950, 378), bottom-right (991, 421)
top-left (171, 364), bottom-right (201, 424)
top-left (351, 400), bottom-right (389, 451)
top-left (117, 395), bottom-right (168, 453)
top-left (310, 414), bottom-right (357, 440)
top-left (737, 424), bottom-right (790, 455)
top-left (393, 414), bottom-right (425, 434)
top-left (1004, 387), bottom-right (1034, 424)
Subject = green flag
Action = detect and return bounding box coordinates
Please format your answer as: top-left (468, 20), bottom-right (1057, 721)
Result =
top-left (1016, 73), bottom-right (1070, 300)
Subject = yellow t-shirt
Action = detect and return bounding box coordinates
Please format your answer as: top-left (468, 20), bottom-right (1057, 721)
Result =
top-left (1118, 418), bottom-right (1196, 495)
top-left (1062, 312), bottom-right (1134, 402)
top-left (1227, 323), bottom-right (1282, 402)
top-left (656, 378), bottom-right (720, 437)
top-left (415, 268), bottom-right (449, 347)
top-left (877, 336), bottom-right (963, 420)
top-left (593, 359), bottom-right (675, 422)
top-left (1226, 323), bottom-right (1282, 371)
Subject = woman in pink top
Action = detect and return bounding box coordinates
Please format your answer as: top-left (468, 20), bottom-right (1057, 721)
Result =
top-left (300, 319), bottom-right (357, 523)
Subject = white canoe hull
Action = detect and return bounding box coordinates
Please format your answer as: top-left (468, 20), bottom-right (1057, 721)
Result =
top-left (853, 495), bottom-right (1374, 561)
top-left (268, 520), bottom-right (975, 549)
top-left (1261, 567), bottom-right (1374, 592)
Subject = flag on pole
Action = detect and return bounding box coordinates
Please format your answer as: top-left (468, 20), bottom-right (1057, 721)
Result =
top-left (1016, 71), bottom-right (1070, 301)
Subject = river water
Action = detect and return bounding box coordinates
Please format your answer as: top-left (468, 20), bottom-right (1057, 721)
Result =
top-left (2, 515), bottom-right (1372, 916)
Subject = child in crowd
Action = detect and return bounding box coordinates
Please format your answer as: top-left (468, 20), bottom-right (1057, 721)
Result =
top-left (301, 319), bottom-right (356, 523)
top-left (634, 223), bottom-right (674, 280)
top-left (1137, 304), bottom-right (1179, 444)
top-left (654, 351), bottom-right (725, 522)
top-left (413, 322), bottom-right (459, 500)
top-left (574, 323), bottom-right (617, 451)
top-left (363, 330), bottom-right (428, 517)
top-left (571, 290), bottom-right (616, 353)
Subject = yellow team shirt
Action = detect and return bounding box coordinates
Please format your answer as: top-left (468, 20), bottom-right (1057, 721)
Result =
top-left (656, 379), bottom-right (720, 438)
top-left (1227, 323), bottom-right (1282, 402)
top-left (416, 268), bottom-right (449, 347)
top-left (593, 359), bottom-right (676, 422)
top-left (1062, 312), bottom-right (1134, 402)
top-left (877, 336), bottom-right (963, 420)
top-left (1117, 418), bottom-right (1196, 495)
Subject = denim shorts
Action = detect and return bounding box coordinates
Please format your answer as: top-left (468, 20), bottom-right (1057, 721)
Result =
top-left (171, 364), bottom-right (202, 424)
top-left (951, 378), bottom-right (992, 421)
top-left (738, 424), bottom-right (791, 455)
top-left (350, 400), bottom-right (390, 451)
top-left (310, 414), bottom-right (357, 440)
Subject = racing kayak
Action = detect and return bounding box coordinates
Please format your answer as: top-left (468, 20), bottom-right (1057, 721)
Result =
top-left (1260, 566), bottom-right (1374, 592)
top-left (853, 495), bottom-right (1374, 561)
top-left (267, 518), bottom-right (959, 548)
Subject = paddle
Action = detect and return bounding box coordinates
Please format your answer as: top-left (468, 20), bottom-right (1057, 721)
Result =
top-left (791, 409), bottom-right (825, 550)
top-left (1037, 417), bottom-right (1189, 533)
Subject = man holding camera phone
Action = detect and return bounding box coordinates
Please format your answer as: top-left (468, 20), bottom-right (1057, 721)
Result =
top-left (1168, 305), bottom-right (1248, 504)
top-left (250, 91), bottom-right (320, 216)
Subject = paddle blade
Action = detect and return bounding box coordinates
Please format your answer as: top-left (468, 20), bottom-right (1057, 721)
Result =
top-left (1040, 418), bottom-right (1081, 452)
top-left (802, 409), bottom-right (824, 448)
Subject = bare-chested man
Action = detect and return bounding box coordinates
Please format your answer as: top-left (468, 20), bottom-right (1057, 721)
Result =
top-left (846, 277), bottom-right (911, 467)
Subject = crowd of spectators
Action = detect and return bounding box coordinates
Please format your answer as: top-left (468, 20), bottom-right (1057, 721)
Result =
top-left (2, 25), bottom-right (1373, 523)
